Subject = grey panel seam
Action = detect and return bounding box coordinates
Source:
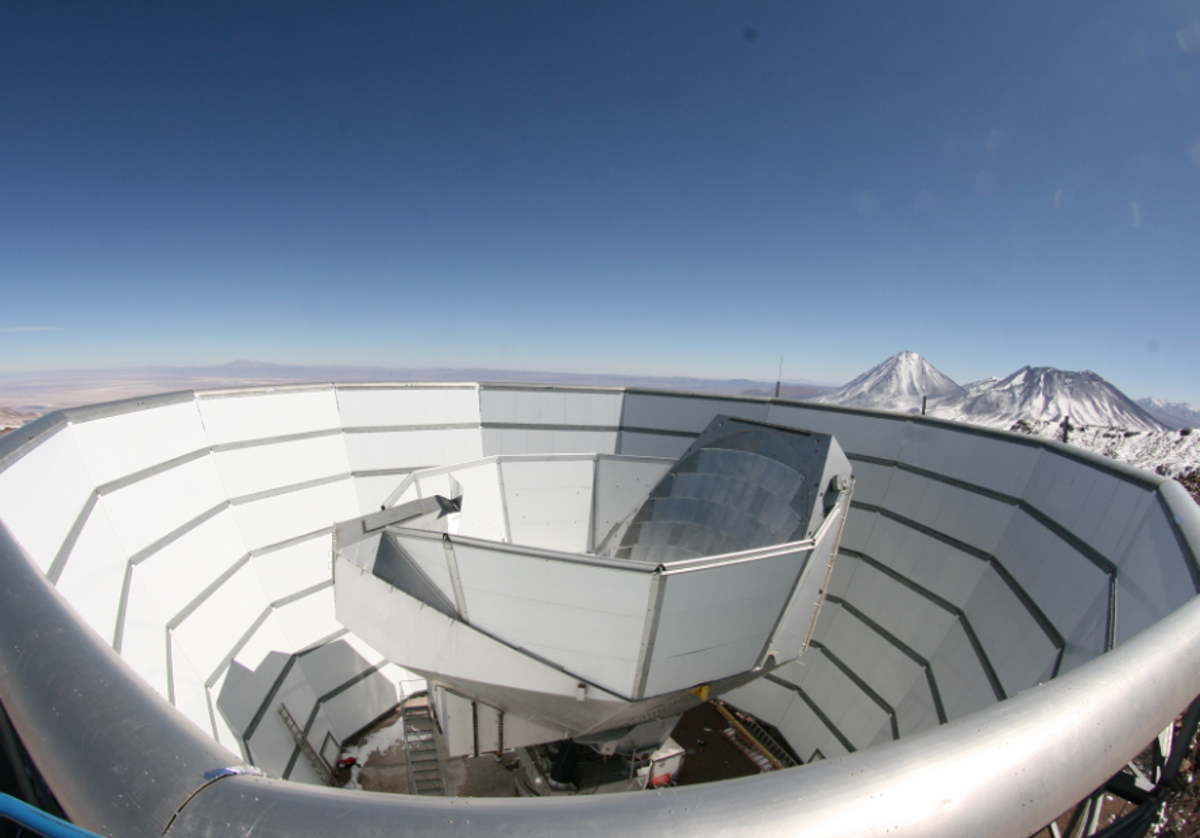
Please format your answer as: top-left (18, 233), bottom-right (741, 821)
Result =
top-left (496, 461), bottom-right (513, 544)
top-left (230, 473), bottom-right (352, 506)
top-left (956, 616), bottom-right (1007, 702)
top-left (251, 526), bottom-right (334, 557)
top-left (112, 563), bottom-right (135, 653)
top-left (298, 628), bottom-right (349, 656)
top-left (166, 629), bottom-right (175, 706)
top-left (318, 663), bottom-right (385, 704)
top-left (848, 452), bottom-right (1131, 573)
top-left (96, 447), bottom-right (211, 496)
top-left (351, 467), bottom-right (422, 479)
top-left (47, 491), bottom-right (98, 584)
top-left (1156, 492), bottom-right (1200, 594)
top-left (210, 428), bottom-right (343, 452)
top-left (205, 608), bottom-right (273, 688)
top-left (482, 422), bottom-right (621, 433)
top-left (633, 573), bottom-right (667, 700)
top-left (1107, 576), bottom-right (1118, 652)
top-left (343, 423), bottom-right (478, 434)
top-left (273, 579), bottom-right (334, 609)
top-left (764, 674), bottom-right (856, 754)
top-left (283, 701), bottom-right (323, 780)
top-left (129, 502), bottom-right (230, 566)
top-left (168, 554), bottom-right (253, 630)
top-left (850, 503), bottom-right (1069, 652)
top-left (442, 536), bottom-right (470, 622)
top-left (244, 656), bottom-right (298, 743)
top-left (754, 552), bottom-right (811, 669)
top-left (823, 595), bottom-right (948, 725)
top-left (809, 641), bottom-right (899, 741)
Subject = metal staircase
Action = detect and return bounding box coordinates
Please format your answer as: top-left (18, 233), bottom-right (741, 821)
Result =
top-left (401, 701), bottom-right (446, 795)
top-left (277, 704), bottom-right (334, 785)
top-left (712, 700), bottom-right (797, 771)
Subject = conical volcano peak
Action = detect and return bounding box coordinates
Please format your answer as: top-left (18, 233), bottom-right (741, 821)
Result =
top-left (814, 352), bottom-right (964, 413)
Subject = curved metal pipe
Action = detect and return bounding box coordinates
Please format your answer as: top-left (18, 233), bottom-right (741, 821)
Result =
top-left (0, 522), bottom-right (244, 838)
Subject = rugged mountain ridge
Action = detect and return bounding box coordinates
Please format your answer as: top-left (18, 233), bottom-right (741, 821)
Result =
top-left (1137, 398), bottom-right (1200, 430)
top-left (816, 352), bottom-right (1166, 433)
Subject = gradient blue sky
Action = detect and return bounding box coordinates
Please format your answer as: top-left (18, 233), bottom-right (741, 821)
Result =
top-left (2, 2), bottom-right (1199, 401)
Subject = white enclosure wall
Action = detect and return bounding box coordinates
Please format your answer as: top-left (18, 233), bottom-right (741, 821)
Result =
top-left (0, 382), bottom-right (1196, 789)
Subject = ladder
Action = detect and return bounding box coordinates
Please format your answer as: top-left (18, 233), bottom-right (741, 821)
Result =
top-left (277, 704), bottom-right (334, 785)
top-left (402, 702), bottom-right (446, 796)
top-left (712, 700), bottom-right (797, 771)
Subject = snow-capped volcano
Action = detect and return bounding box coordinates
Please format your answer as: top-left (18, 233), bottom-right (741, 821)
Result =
top-left (815, 353), bottom-right (1167, 433)
top-left (938, 367), bottom-right (1166, 432)
top-left (814, 351), bottom-right (964, 413)
top-left (1136, 398), bottom-right (1200, 430)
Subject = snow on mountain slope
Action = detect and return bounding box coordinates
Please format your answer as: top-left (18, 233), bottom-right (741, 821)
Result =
top-left (1136, 398), bottom-right (1200, 430)
top-left (933, 367), bottom-right (1166, 432)
top-left (813, 351), bottom-right (964, 413)
top-left (1009, 420), bottom-right (1199, 480)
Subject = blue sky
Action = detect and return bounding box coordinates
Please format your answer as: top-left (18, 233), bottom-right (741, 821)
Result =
top-left (2, 2), bottom-right (1199, 401)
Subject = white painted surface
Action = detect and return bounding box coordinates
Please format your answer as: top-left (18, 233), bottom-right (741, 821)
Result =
top-left (72, 400), bottom-right (208, 486)
top-left (198, 389), bottom-right (342, 446)
top-left (213, 435), bottom-right (351, 499)
top-left (501, 458), bottom-right (594, 552)
top-left (336, 385), bottom-right (480, 428)
top-left (54, 504), bottom-right (129, 642)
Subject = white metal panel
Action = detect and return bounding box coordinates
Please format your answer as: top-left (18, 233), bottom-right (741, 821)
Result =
top-left (1115, 505), bottom-right (1198, 645)
top-left (451, 542), bottom-right (649, 695)
top-left (71, 400), bottom-right (208, 486)
top-left (836, 507), bottom-right (879, 556)
top-left (766, 404), bottom-right (910, 463)
top-left (614, 431), bottom-right (693, 459)
top-left (120, 571), bottom-right (170, 698)
top-left (335, 559), bottom-right (597, 699)
top-left (231, 479), bottom-right (358, 551)
top-left (272, 588), bottom-right (341, 652)
top-left (213, 435), bottom-right (351, 499)
top-left (861, 515), bottom-right (989, 610)
top-left (840, 561), bottom-right (958, 660)
top-left (721, 677), bottom-right (798, 732)
top-left (172, 562), bottom-right (272, 680)
top-left (295, 638), bottom-right (383, 698)
top-left (893, 668), bottom-right (940, 738)
top-left (777, 678), bottom-right (851, 760)
top-left (962, 569), bottom-right (1057, 695)
top-left (646, 554), bottom-right (802, 694)
top-left (842, 458), bottom-right (895, 508)
top-left (992, 509), bottom-right (1109, 641)
top-left (480, 388), bottom-right (623, 427)
top-left (321, 674), bottom-right (398, 743)
top-left (343, 428), bottom-right (482, 472)
top-left (352, 474), bottom-right (407, 514)
top-left (1059, 587), bottom-right (1110, 675)
top-left (882, 470), bottom-right (1016, 555)
top-left (251, 666), bottom-right (321, 778)
top-left (99, 456), bottom-right (228, 558)
top-left (231, 618), bottom-right (295, 686)
top-left (198, 389), bottom-right (341, 446)
top-left (482, 428), bottom-right (617, 457)
top-left (209, 678), bottom-right (244, 755)
top-left (818, 607), bottom-right (925, 708)
top-left (388, 532), bottom-right (457, 605)
top-left (449, 461), bottom-right (507, 542)
top-left (414, 471), bottom-right (455, 502)
top-left (136, 509), bottom-right (248, 622)
top-left (0, 425), bottom-right (95, 572)
top-left (592, 457), bottom-right (673, 552)
top-left (621, 392), bottom-right (769, 433)
top-left (53, 504), bottom-right (128, 642)
top-left (171, 635), bottom-right (216, 737)
top-left (502, 458), bottom-right (594, 552)
top-left (250, 535), bottom-right (333, 603)
top-left (928, 619), bottom-right (1000, 722)
top-left (797, 650), bottom-right (889, 750)
top-left (336, 386), bottom-right (481, 428)
top-left (897, 424), bottom-right (1042, 500)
